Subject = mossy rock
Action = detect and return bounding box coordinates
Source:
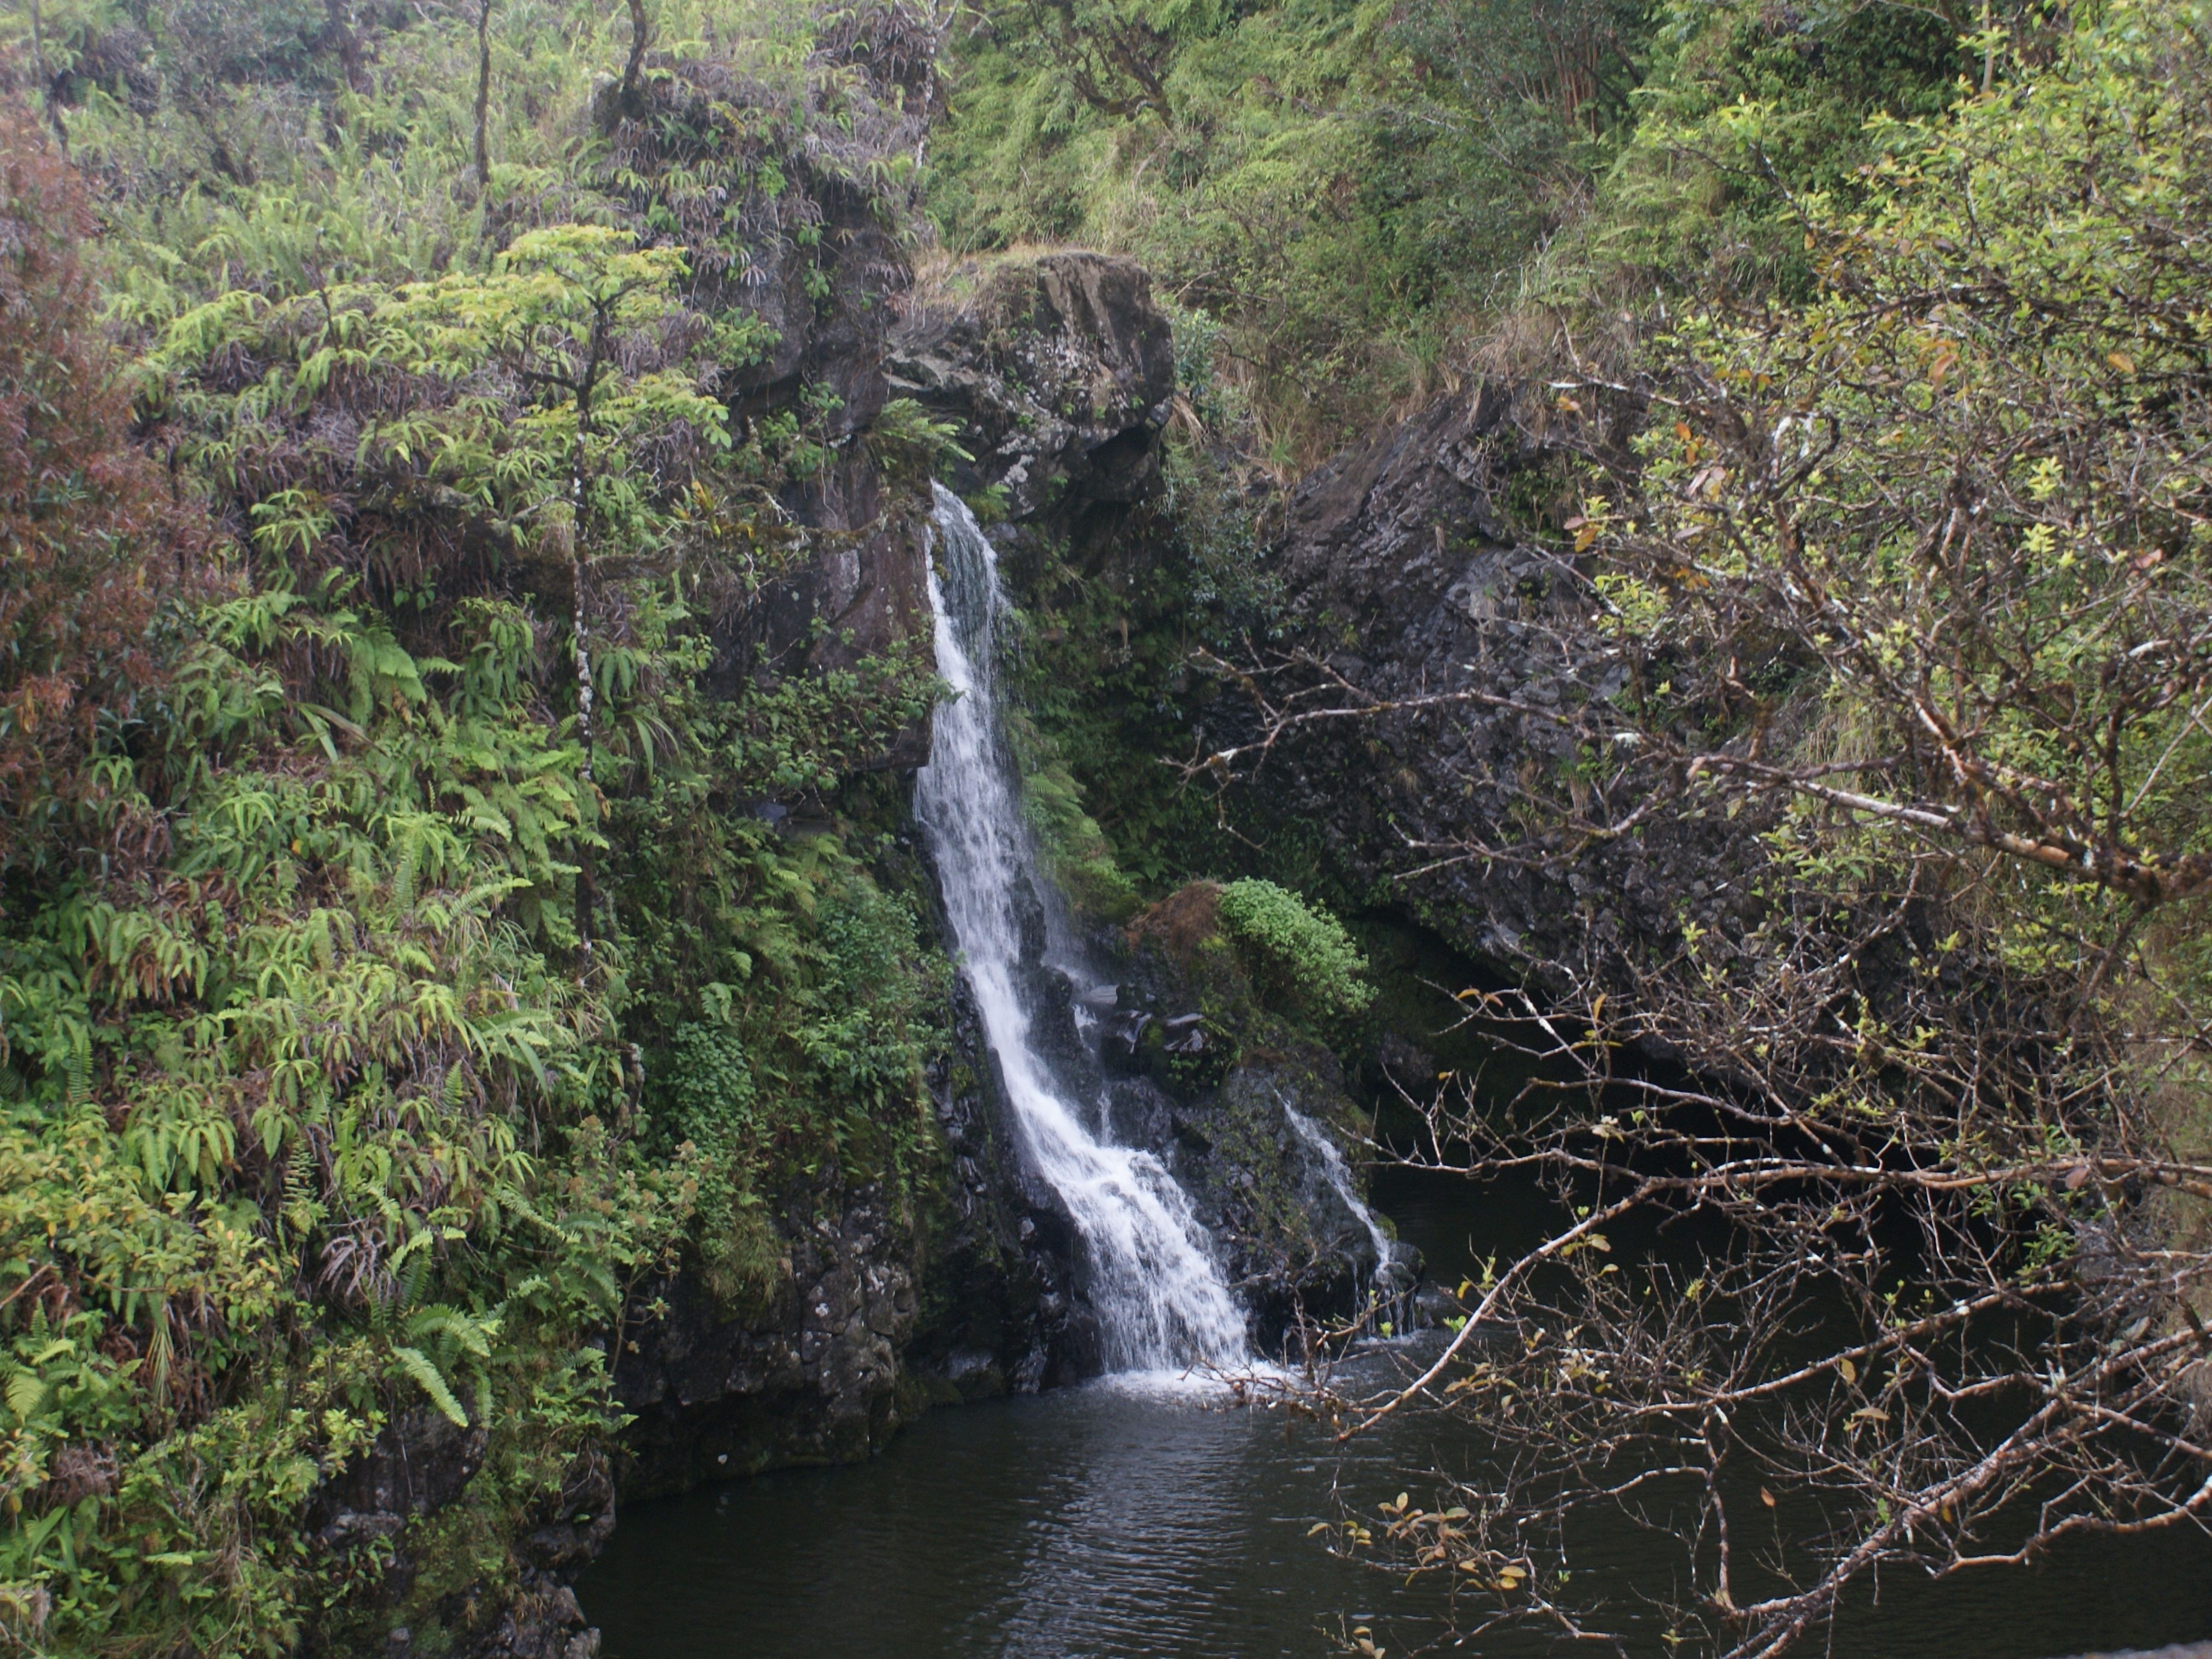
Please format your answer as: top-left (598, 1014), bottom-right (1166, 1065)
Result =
top-left (1122, 879), bottom-right (1375, 1061)
top-left (1136, 1012), bottom-right (1240, 1098)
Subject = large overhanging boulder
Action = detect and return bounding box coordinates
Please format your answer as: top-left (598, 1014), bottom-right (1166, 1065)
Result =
top-left (890, 251), bottom-right (1176, 536)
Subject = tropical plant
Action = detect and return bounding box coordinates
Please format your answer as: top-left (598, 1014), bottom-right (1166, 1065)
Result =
top-left (1216, 878), bottom-right (1374, 1026)
top-left (0, 1), bottom-right (958, 1647)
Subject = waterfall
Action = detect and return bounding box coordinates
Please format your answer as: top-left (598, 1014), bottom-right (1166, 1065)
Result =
top-left (1280, 1093), bottom-right (1415, 1333)
top-left (915, 484), bottom-right (1250, 1374)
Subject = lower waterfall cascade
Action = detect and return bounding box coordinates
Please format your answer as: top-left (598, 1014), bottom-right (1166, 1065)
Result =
top-left (1279, 1092), bottom-right (1415, 1331)
top-left (913, 483), bottom-right (1250, 1374)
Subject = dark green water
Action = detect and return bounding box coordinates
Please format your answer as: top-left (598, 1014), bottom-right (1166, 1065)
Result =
top-left (579, 1169), bottom-right (2212, 1659)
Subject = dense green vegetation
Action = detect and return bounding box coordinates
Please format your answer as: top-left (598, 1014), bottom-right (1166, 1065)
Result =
top-left (991, 443), bottom-right (1286, 913)
top-left (0, 4), bottom-right (955, 1651)
top-left (1596, 0), bottom-right (2212, 997)
top-left (929, 0), bottom-right (1970, 458)
top-left (1214, 878), bottom-right (1373, 1028)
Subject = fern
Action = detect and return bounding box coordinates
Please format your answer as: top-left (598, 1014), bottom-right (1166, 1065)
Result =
top-left (392, 1345), bottom-right (470, 1428)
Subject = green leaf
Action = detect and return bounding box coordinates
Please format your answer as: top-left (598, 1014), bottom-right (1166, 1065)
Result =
top-left (7, 1370), bottom-right (47, 1420)
top-left (393, 1345), bottom-right (469, 1427)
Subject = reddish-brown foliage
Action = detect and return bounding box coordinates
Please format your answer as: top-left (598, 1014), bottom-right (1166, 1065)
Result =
top-left (1125, 879), bottom-right (1223, 962)
top-left (0, 104), bottom-right (201, 877)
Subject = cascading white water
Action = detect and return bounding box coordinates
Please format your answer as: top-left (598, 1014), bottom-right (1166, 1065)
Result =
top-left (1279, 1092), bottom-right (1413, 1330)
top-left (1279, 1095), bottom-right (1396, 1271)
top-left (915, 484), bottom-right (1249, 1373)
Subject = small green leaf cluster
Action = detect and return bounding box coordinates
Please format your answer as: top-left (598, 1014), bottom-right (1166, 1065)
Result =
top-left (1019, 762), bottom-right (1145, 923)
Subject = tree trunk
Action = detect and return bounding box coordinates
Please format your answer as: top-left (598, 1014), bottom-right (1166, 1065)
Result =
top-left (474, 0), bottom-right (493, 190)
top-left (622, 0), bottom-right (649, 110)
top-left (569, 332), bottom-right (605, 960)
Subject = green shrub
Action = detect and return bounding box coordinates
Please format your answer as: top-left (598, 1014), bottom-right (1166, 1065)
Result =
top-left (1215, 879), bottom-right (1373, 1025)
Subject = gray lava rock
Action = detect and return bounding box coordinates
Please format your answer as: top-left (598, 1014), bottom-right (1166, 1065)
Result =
top-left (1187, 384), bottom-right (1770, 994)
top-left (890, 251), bottom-right (1176, 526)
top-left (614, 1180), bottom-right (921, 1497)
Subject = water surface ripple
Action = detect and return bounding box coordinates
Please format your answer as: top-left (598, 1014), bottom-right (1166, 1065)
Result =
top-left (584, 1180), bottom-right (2212, 1659)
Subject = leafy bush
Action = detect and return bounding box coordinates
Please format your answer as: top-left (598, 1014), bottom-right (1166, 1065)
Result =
top-left (1215, 878), bottom-right (1373, 1025)
top-left (1580, 0), bottom-right (1968, 306)
top-left (659, 1021), bottom-right (780, 1312)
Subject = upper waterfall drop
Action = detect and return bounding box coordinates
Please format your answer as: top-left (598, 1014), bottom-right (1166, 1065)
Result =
top-left (914, 483), bottom-right (1249, 1374)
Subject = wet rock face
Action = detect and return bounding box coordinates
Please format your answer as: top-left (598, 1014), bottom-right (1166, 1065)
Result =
top-left (308, 1410), bottom-right (490, 1549)
top-left (304, 1415), bottom-right (609, 1659)
top-left (1179, 1064), bottom-right (1404, 1348)
top-left (611, 967), bottom-right (1099, 1496)
top-left (890, 251), bottom-right (1176, 551)
top-left (1178, 1062), bottom-right (1406, 1350)
top-left (1095, 925), bottom-right (1415, 1352)
top-left (1214, 386), bottom-right (1765, 990)
top-left (457, 1581), bottom-right (604, 1659)
top-left (613, 1181), bottom-right (921, 1498)
top-left (701, 163), bottom-right (935, 769)
top-left (908, 978), bottom-right (1102, 1397)
top-left (303, 1410), bottom-right (492, 1626)
top-left (1278, 385), bottom-right (1521, 639)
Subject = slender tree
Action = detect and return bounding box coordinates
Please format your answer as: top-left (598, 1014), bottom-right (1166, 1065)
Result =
top-left (473, 0), bottom-right (494, 190)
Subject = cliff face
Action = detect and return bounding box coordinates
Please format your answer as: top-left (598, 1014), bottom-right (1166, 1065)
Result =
top-left (891, 255), bottom-right (1408, 1346)
top-left (550, 256), bottom-right (1190, 1556)
top-left (613, 968), bottom-right (1100, 1500)
top-left (613, 1181), bottom-right (920, 1494)
top-left (604, 249), bottom-right (1364, 1529)
top-left (1200, 386), bottom-right (1768, 995)
top-left (879, 244), bottom-right (1759, 997)
top-left (696, 237), bottom-right (1185, 779)
top-left (704, 157), bottom-right (936, 764)
top-left (881, 244), bottom-right (1757, 997)
top-left (411, 242), bottom-right (1449, 1659)
top-left (890, 250), bottom-right (1177, 562)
